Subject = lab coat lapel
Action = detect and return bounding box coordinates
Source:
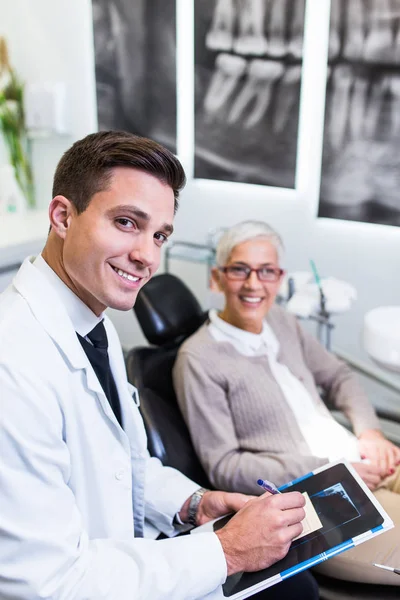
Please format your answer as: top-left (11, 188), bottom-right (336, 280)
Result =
top-left (13, 259), bottom-right (122, 430)
top-left (104, 320), bottom-right (147, 536)
top-left (106, 324), bottom-right (147, 454)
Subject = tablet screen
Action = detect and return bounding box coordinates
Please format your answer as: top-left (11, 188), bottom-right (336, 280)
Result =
top-left (217, 463), bottom-right (384, 597)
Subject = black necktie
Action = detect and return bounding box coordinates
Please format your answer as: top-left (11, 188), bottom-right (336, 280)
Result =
top-left (77, 320), bottom-right (123, 427)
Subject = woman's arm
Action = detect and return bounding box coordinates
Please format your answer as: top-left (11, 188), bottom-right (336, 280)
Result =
top-left (295, 319), bottom-right (380, 435)
top-left (295, 318), bottom-right (399, 478)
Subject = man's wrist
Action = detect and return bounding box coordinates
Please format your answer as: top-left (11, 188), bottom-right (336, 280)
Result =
top-left (215, 528), bottom-right (241, 576)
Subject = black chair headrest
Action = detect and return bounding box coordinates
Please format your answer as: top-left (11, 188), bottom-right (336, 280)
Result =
top-left (134, 273), bottom-right (207, 347)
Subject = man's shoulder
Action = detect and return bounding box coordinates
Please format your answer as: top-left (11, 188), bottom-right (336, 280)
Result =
top-left (0, 285), bottom-right (34, 338)
top-left (0, 286), bottom-right (54, 369)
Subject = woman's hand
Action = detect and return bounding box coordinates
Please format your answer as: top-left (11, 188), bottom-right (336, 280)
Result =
top-left (351, 461), bottom-right (383, 491)
top-left (358, 429), bottom-right (400, 478)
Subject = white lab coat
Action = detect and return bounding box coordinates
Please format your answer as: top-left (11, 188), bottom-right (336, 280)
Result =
top-left (0, 258), bottom-right (226, 600)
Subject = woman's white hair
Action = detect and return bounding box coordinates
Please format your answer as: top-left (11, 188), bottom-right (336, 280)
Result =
top-left (215, 220), bottom-right (284, 267)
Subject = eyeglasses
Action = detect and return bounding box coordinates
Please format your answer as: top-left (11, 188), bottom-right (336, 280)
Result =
top-left (219, 265), bottom-right (285, 282)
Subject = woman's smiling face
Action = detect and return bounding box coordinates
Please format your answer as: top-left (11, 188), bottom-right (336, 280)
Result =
top-left (212, 238), bottom-right (283, 334)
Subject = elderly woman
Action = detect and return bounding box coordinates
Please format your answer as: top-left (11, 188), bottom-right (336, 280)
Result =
top-left (173, 220), bottom-right (400, 586)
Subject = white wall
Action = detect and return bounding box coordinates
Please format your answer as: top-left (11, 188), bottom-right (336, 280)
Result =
top-left (0, 0), bottom-right (97, 207)
top-left (1, 0), bottom-right (399, 384)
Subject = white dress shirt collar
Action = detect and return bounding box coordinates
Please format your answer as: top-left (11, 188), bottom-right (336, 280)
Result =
top-left (33, 254), bottom-right (103, 337)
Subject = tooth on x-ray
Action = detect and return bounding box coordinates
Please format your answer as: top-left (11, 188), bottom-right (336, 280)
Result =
top-left (228, 59), bottom-right (284, 128)
top-left (329, 0), bottom-right (341, 60)
top-left (267, 0), bottom-right (288, 58)
top-left (204, 53), bottom-right (247, 115)
top-left (288, 0), bottom-right (305, 59)
top-left (364, 76), bottom-right (391, 138)
top-left (108, 4), bottom-right (128, 69)
top-left (234, 0), bottom-right (268, 56)
top-left (364, 0), bottom-right (394, 63)
top-left (273, 65), bottom-right (302, 133)
top-left (206, 0), bottom-right (236, 52)
top-left (389, 76), bottom-right (400, 135)
top-left (343, 0), bottom-right (365, 61)
top-left (329, 66), bottom-right (353, 150)
top-left (394, 23), bottom-right (400, 63)
top-left (349, 77), bottom-right (368, 139)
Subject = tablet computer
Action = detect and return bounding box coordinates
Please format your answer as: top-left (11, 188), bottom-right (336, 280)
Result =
top-left (192, 460), bottom-right (393, 599)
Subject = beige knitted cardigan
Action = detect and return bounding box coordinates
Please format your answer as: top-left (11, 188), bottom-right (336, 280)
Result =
top-left (173, 305), bottom-right (380, 495)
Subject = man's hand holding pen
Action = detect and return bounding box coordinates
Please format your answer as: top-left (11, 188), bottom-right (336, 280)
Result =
top-left (181, 477), bottom-right (305, 578)
top-left (215, 491), bottom-right (305, 576)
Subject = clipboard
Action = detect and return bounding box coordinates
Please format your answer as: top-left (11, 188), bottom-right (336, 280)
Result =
top-left (191, 460), bottom-right (394, 599)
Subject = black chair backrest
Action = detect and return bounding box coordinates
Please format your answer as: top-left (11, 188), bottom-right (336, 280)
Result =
top-left (126, 273), bottom-right (211, 487)
top-left (126, 346), bottom-right (211, 488)
top-left (134, 273), bottom-right (206, 347)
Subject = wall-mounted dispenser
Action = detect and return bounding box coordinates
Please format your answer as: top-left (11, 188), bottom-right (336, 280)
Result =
top-left (24, 82), bottom-right (68, 136)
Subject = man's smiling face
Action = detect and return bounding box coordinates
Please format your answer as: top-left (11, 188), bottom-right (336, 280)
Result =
top-left (60, 166), bottom-right (175, 315)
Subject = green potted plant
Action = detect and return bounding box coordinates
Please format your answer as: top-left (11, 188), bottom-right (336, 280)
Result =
top-left (0, 36), bottom-right (35, 209)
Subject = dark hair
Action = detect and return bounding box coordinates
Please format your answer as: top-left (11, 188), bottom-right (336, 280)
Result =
top-left (52, 131), bottom-right (186, 214)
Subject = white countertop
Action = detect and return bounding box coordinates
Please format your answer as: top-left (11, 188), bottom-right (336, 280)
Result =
top-left (0, 209), bottom-right (48, 267)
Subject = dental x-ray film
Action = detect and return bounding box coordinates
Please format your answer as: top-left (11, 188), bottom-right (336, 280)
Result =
top-left (319, 0), bottom-right (400, 227)
top-left (194, 0), bottom-right (306, 188)
top-left (92, 0), bottom-right (177, 153)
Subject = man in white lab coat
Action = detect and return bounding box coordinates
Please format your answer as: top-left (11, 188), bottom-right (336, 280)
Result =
top-left (0, 131), bottom-right (317, 600)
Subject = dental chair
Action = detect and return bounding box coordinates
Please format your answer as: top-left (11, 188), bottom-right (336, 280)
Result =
top-left (126, 273), bottom-right (211, 488)
top-left (126, 273), bottom-right (399, 600)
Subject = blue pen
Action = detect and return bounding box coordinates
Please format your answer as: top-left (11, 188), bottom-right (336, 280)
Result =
top-left (257, 478), bottom-right (282, 495)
